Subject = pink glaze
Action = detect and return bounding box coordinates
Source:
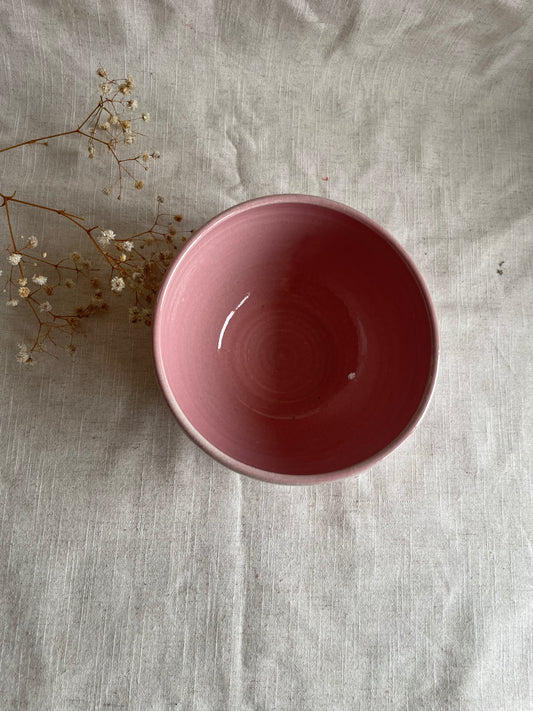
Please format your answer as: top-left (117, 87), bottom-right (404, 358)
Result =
top-left (153, 195), bottom-right (438, 485)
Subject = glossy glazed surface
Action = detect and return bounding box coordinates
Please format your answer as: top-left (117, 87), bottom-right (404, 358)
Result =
top-left (154, 196), bottom-right (438, 483)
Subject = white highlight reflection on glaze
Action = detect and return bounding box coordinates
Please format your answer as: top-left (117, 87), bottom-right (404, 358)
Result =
top-left (217, 293), bottom-right (250, 350)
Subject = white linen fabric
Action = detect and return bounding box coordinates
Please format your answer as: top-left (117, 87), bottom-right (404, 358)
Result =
top-left (1, 1), bottom-right (532, 709)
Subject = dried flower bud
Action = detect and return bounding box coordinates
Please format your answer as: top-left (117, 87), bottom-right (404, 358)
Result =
top-left (141, 113), bottom-right (150, 122)
top-left (17, 344), bottom-right (32, 364)
top-left (96, 67), bottom-right (107, 77)
top-left (109, 115), bottom-right (119, 125)
top-left (134, 180), bottom-right (144, 190)
top-left (129, 306), bottom-right (141, 323)
top-left (65, 279), bottom-right (74, 288)
top-left (18, 286), bottom-right (30, 298)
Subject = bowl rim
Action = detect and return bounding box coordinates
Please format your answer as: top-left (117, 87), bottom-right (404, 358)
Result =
top-left (153, 193), bottom-right (440, 485)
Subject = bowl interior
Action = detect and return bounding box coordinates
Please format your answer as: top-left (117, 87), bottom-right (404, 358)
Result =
top-left (155, 198), bottom-right (437, 477)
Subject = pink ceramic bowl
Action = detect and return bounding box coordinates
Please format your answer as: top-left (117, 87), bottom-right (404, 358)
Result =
top-left (153, 195), bottom-right (438, 485)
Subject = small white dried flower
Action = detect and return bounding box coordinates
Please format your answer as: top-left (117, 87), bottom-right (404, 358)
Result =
top-left (100, 82), bottom-right (112, 95)
top-left (127, 99), bottom-right (138, 110)
top-left (39, 301), bottom-right (52, 313)
top-left (17, 343), bottom-right (32, 364)
top-left (32, 274), bottom-right (48, 286)
top-left (111, 276), bottom-right (125, 293)
top-left (17, 277), bottom-right (27, 286)
top-left (88, 145), bottom-right (95, 159)
top-left (109, 115), bottom-right (119, 125)
top-left (119, 83), bottom-right (132, 95)
top-left (99, 122), bottom-right (110, 131)
top-left (126, 74), bottom-right (135, 87)
top-left (141, 113), bottom-right (150, 122)
top-left (7, 299), bottom-right (18, 307)
top-left (142, 152), bottom-right (150, 162)
top-left (18, 286), bottom-right (30, 298)
top-left (124, 135), bottom-right (135, 145)
top-left (152, 151), bottom-right (160, 159)
top-left (7, 253), bottom-right (22, 265)
top-left (122, 241), bottom-right (134, 252)
top-left (27, 235), bottom-right (38, 248)
top-left (98, 228), bottom-right (116, 247)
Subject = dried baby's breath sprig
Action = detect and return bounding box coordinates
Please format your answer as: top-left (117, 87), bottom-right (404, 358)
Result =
top-left (1, 69), bottom-right (158, 200)
top-left (1, 69), bottom-right (196, 363)
top-left (1, 190), bottom-right (192, 362)
top-left (87, 196), bottom-right (193, 322)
